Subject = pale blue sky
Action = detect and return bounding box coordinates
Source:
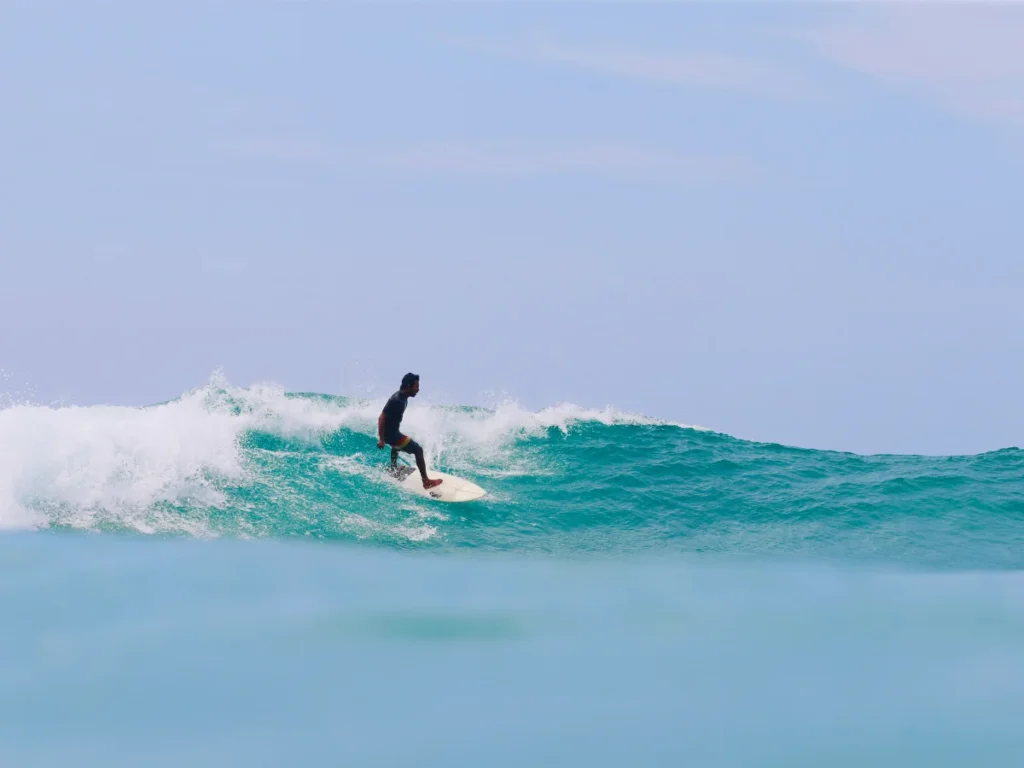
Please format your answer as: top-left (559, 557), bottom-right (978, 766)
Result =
top-left (2, 2), bottom-right (1023, 456)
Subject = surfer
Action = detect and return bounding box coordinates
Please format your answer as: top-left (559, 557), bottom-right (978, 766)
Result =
top-left (377, 373), bottom-right (443, 490)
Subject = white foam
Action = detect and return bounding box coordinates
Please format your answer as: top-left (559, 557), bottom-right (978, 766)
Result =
top-left (339, 512), bottom-right (439, 543)
top-left (0, 386), bottom-right (244, 532)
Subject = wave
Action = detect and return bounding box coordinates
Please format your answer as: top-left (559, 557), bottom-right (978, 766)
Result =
top-left (2, 373), bottom-right (1022, 570)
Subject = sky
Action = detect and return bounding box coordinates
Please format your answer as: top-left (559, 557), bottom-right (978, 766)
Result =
top-left (2, 1), bottom-right (1023, 456)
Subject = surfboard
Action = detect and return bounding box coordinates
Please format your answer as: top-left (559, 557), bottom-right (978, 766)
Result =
top-left (388, 464), bottom-right (487, 503)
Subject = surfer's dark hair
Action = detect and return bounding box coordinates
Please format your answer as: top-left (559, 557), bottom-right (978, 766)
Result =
top-left (401, 373), bottom-right (419, 388)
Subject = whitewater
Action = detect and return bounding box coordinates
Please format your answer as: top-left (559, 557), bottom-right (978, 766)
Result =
top-left (3, 373), bottom-right (1024, 766)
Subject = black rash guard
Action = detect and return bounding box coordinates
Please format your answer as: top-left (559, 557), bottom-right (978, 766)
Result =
top-left (381, 391), bottom-right (409, 444)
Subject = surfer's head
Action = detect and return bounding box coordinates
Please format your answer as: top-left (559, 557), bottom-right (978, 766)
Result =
top-left (401, 373), bottom-right (420, 396)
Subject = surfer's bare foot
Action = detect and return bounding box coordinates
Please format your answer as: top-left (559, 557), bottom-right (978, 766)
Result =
top-left (423, 478), bottom-right (442, 490)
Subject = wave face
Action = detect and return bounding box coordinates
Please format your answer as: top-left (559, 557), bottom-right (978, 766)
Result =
top-left (2, 376), bottom-right (1021, 569)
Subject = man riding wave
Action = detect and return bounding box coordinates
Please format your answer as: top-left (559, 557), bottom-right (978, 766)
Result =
top-left (377, 372), bottom-right (443, 490)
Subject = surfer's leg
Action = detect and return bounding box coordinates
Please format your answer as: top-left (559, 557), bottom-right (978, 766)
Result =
top-left (388, 436), bottom-right (412, 474)
top-left (401, 439), bottom-right (442, 489)
top-left (413, 445), bottom-right (428, 480)
top-left (399, 439), bottom-right (427, 479)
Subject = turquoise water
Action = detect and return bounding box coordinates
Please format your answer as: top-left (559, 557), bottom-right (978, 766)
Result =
top-left (3, 377), bottom-right (1024, 765)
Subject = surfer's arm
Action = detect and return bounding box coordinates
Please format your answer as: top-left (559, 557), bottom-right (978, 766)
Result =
top-left (377, 412), bottom-right (386, 448)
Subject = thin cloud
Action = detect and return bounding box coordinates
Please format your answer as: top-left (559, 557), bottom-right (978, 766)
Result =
top-left (453, 34), bottom-right (819, 102)
top-left (796, 5), bottom-right (1024, 125)
top-left (223, 138), bottom-right (750, 182)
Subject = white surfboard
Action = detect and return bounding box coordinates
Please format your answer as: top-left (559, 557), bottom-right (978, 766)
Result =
top-left (390, 465), bottom-right (487, 503)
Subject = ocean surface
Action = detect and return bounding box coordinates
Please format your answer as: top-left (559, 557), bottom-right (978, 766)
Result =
top-left (3, 376), bottom-right (1024, 766)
